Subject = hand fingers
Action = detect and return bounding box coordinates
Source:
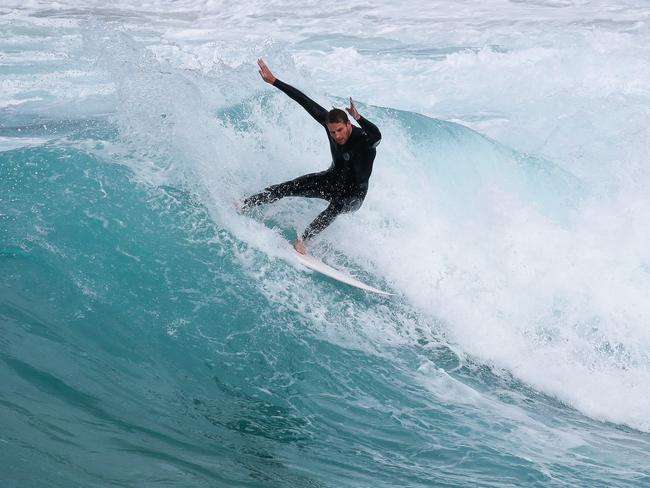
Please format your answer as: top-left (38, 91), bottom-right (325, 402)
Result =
top-left (257, 58), bottom-right (271, 80)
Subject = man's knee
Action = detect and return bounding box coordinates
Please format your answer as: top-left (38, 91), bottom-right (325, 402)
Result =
top-left (339, 196), bottom-right (364, 214)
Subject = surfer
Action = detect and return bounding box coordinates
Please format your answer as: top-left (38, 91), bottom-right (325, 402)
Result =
top-left (241, 58), bottom-right (382, 255)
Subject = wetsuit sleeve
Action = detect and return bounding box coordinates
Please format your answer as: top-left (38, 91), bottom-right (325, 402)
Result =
top-left (356, 115), bottom-right (381, 146)
top-left (273, 79), bottom-right (328, 126)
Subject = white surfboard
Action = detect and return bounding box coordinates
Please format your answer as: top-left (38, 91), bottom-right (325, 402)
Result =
top-left (294, 251), bottom-right (393, 296)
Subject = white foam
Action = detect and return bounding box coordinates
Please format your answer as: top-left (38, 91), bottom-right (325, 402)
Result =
top-left (0, 136), bottom-right (50, 151)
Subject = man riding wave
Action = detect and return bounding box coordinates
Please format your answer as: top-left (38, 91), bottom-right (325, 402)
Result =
top-left (241, 58), bottom-right (382, 255)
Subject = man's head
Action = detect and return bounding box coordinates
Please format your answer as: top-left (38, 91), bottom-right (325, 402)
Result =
top-left (326, 108), bottom-right (352, 145)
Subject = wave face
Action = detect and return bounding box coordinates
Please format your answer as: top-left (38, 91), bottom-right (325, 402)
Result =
top-left (2, 2), bottom-right (650, 487)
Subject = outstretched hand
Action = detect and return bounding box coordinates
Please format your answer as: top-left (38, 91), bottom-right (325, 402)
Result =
top-left (346, 97), bottom-right (361, 121)
top-left (257, 58), bottom-right (276, 85)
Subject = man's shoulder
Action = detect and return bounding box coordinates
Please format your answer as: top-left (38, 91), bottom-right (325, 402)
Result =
top-left (351, 126), bottom-right (379, 148)
top-left (351, 125), bottom-right (367, 139)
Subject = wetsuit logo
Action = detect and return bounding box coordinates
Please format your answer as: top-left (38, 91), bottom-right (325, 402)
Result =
top-left (343, 152), bottom-right (350, 161)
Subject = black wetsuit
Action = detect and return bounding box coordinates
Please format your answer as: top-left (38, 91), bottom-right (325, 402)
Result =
top-left (242, 78), bottom-right (382, 241)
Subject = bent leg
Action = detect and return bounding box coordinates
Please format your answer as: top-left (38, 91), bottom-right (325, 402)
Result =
top-left (242, 171), bottom-right (332, 209)
top-left (301, 196), bottom-right (364, 242)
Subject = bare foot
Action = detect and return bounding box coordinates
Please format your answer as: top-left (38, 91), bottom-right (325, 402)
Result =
top-left (293, 239), bottom-right (306, 255)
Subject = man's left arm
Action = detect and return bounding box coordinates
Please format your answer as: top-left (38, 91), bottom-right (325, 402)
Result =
top-left (346, 97), bottom-right (381, 146)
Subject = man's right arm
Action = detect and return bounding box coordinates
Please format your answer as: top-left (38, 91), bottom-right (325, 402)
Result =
top-left (272, 79), bottom-right (328, 126)
top-left (257, 58), bottom-right (327, 125)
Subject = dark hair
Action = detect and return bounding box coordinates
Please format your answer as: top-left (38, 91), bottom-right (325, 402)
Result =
top-left (327, 108), bottom-right (349, 124)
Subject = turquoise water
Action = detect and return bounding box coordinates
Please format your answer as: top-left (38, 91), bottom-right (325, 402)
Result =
top-left (3, 124), bottom-right (649, 487)
top-left (3, 2), bottom-right (650, 487)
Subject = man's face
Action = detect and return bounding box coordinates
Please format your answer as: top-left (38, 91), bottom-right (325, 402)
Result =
top-left (327, 121), bottom-right (352, 145)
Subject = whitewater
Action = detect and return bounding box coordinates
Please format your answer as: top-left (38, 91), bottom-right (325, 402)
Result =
top-left (2, 1), bottom-right (650, 486)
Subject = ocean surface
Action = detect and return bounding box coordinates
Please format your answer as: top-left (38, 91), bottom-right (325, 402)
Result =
top-left (2, 1), bottom-right (650, 486)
